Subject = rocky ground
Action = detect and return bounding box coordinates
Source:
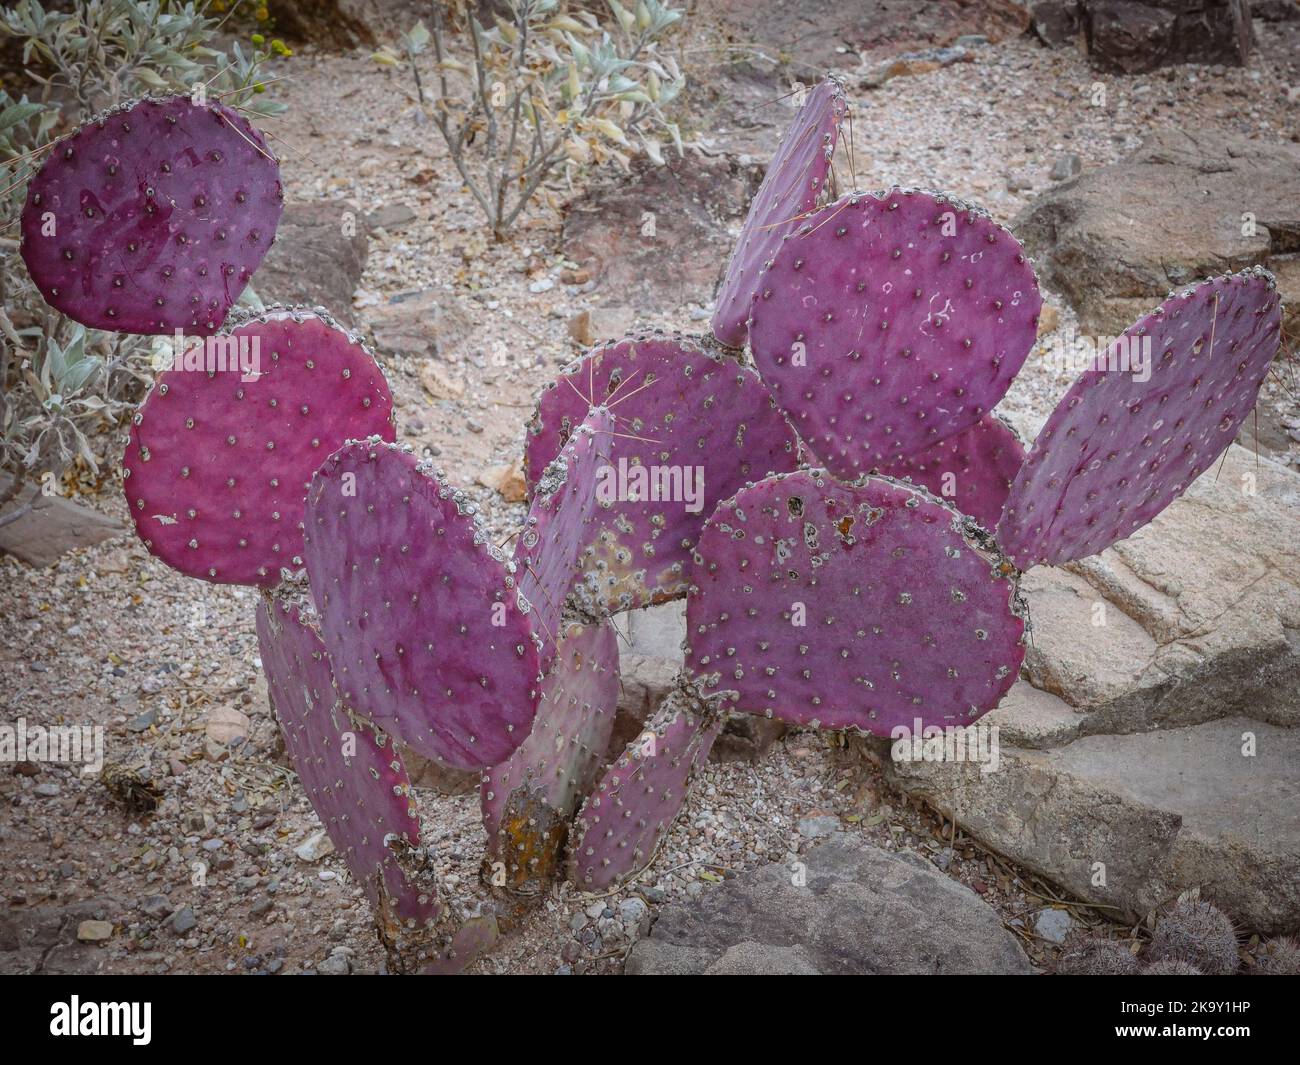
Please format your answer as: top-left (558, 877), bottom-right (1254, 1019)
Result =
top-left (2, 5), bottom-right (1299, 975)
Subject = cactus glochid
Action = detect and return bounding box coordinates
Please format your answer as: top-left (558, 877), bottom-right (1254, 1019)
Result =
top-left (14, 74), bottom-right (1275, 971)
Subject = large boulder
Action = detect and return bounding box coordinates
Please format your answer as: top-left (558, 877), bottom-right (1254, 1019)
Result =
top-left (624, 834), bottom-right (1034, 974)
top-left (880, 446), bottom-right (1300, 932)
top-left (1031, 1), bottom-right (1253, 71)
top-left (254, 203), bottom-right (369, 325)
top-left (1013, 128), bottom-right (1300, 342)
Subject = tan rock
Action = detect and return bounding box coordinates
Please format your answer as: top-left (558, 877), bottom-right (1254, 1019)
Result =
top-left (205, 706), bottom-right (250, 746)
top-left (77, 920), bottom-right (113, 943)
top-left (419, 361), bottom-right (465, 400)
top-left (477, 463), bottom-right (527, 504)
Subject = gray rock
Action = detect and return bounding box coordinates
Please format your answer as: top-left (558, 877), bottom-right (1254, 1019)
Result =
top-left (33, 783), bottom-right (60, 798)
top-left (317, 954), bottom-right (351, 975)
top-left (1049, 153), bottom-right (1082, 181)
top-left (1084, 0), bottom-right (1250, 74)
top-left (796, 816), bottom-right (842, 839)
top-left (254, 203), bottom-right (368, 326)
top-left (127, 709), bottom-right (157, 733)
top-left (624, 835), bottom-right (1033, 974)
top-left (170, 907), bottom-right (197, 935)
top-left (1034, 908), bottom-right (1074, 944)
top-left (139, 895), bottom-right (171, 919)
top-left (0, 474), bottom-right (126, 568)
top-left (1014, 129), bottom-right (1300, 340)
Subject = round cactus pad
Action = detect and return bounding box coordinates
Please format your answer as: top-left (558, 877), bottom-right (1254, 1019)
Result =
top-left (748, 188), bottom-right (1041, 474)
top-left (998, 268), bottom-right (1283, 568)
top-left (711, 76), bottom-right (845, 348)
top-left (481, 621), bottom-right (620, 892)
top-left (21, 94), bottom-right (283, 334)
top-left (123, 309), bottom-right (395, 587)
top-left (302, 441), bottom-right (540, 771)
top-left (686, 470), bottom-right (1025, 736)
top-left (256, 597), bottom-right (439, 929)
top-left (569, 690), bottom-right (722, 891)
top-left (525, 333), bottom-right (800, 613)
top-left (877, 414), bottom-right (1024, 530)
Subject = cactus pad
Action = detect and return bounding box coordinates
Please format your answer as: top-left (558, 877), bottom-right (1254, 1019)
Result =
top-left (568, 688), bottom-right (722, 891)
top-left (21, 94), bottom-right (282, 334)
top-left (877, 414), bottom-right (1024, 530)
top-left (302, 440), bottom-right (540, 771)
top-left (481, 621), bottom-right (620, 893)
top-left (122, 308), bottom-right (395, 587)
top-left (711, 77), bottom-right (846, 348)
top-left (748, 188), bottom-right (1041, 473)
top-left (255, 596), bottom-right (440, 931)
top-left (514, 408), bottom-right (614, 654)
top-left (998, 269), bottom-right (1282, 568)
top-left (525, 332), bottom-right (801, 614)
top-left (685, 469), bottom-right (1026, 736)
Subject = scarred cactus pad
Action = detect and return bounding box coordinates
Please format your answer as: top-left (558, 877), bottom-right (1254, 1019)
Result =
top-left (711, 76), bottom-right (846, 348)
top-left (122, 308), bottom-right (395, 587)
top-left (686, 469), bottom-right (1026, 735)
top-left (878, 413), bottom-right (1024, 530)
top-left (21, 94), bottom-right (283, 334)
top-left (481, 621), bottom-right (620, 893)
top-left (568, 688), bottom-right (722, 891)
top-left (302, 440), bottom-right (540, 771)
top-left (525, 332), bottom-right (801, 613)
top-left (999, 268), bottom-right (1283, 568)
top-left (255, 596), bottom-right (440, 932)
top-left (748, 188), bottom-right (1041, 473)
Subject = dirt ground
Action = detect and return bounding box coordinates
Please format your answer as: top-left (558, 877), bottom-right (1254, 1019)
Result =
top-left (2, 9), bottom-right (1298, 975)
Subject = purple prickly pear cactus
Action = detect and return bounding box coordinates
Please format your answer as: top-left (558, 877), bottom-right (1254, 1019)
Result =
top-left (999, 267), bottom-right (1283, 569)
top-left (481, 620), bottom-right (620, 894)
top-left (685, 469), bottom-right (1026, 736)
top-left (748, 187), bottom-right (1041, 474)
top-left (525, 331), bottom-right (801, 614)
top-left (711, 76), bottom-right (846, 349)
top-left (301, 439), bottom-right (540, 771)
top-left (20, 94), bottom-right (283, 335)
top-left (418, 914), bottom-right (499, 975)
top-left (122, 307), bottom-right (395, 587)
top-left (255, 596), bottom-right (441, 935)
top-left (514, 407), bottom-right (614, 656)
top-left (568, 688), bottom-right (722, 891)
top-left (877, 413), bottom-right (1025, 530)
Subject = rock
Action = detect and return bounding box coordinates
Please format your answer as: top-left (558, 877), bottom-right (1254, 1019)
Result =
top-left (618, 897), bottom-right (649, 929)
top-left (418, 361), bottom-right (465, 401)
top-left (1034, 908), bottom-right (1074, 944)
top-left (528, 277), bottom-right (555, 294)
top-left (624, 834), bottom-right (1033, 974)
top-left (1014, 129), bottom-right (1300, 340)
top-left (205, 706), bottom-right (250, 746)
top-left (879, 448), bottom-right (1300, 933)
top-left (170, 907), bottom-right (196, 935)
top-left (562, 154), bottom-right (760, 315)
top-left (127, 709), bottom-right (157, 733)
top-left (250, 897), bottom-right (275, 918)
top-left (864, 46), bottom-right (974, 88)
top-left (797, 815), bottom-right (842, 839)
top-left (365, 203), bottom-right (417, 231)
top-left (317, 954), bottom-right (351, 975)
top-left (139, 895), bottom-right (171, 920)
top-left (1031, 0), bottom-right (1083, 47)
top-left (368, 289), bottom-right (473, 361)
top-left (476, 463), bottom-right (527, 504)
top-left (254, 203), bottom-right (369, 325)
top-left (403, 749), bottom-right (479, 795)
top-left (567, 307), bottom-right (635, 349)
top-left (1084, 0), bottom-right (1251, 74)
top-left (76, 920), bottom-right (113, 943)
top-left (1036, 303), bottom-right (1061, 338)
top-left (1049, 153), bottom-right (1082, 181)
top-left (0, 475), bottom-right (125, 568)
top-left (294, 829), bottom-right (335, 863)
top-left (202, 739), bottom-right (227, 763)
top-left (33, 782), bottom-right (60, 798)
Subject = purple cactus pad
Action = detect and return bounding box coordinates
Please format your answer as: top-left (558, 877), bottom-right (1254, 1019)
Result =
top-left (877, 414), bottom-right (1024, 530)
top-left (21, 94), bottom-right (283, 334)
top-left (122, 308), bottom-right (395, 587)
top-left (711, 77), bottom-right (846, 348)
top-left (514, 408), bottom-right (614, 655)
top-left (302, 440), bottom-right (540, 771)
top-left (748, 187), bottom-right (1042, 473)
top-left (569, 689), bottom-right (722, 891)
top-left (685, 469), bottom-right (1026, 736)
top-left (255, 596), bottom-right (440, 930)
top-left (999, 268), bottom-right (1283, 568)
top-left (525, 332), bottom-right (801, 614)
top-left (481, 621), bottom-right (620, 893)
